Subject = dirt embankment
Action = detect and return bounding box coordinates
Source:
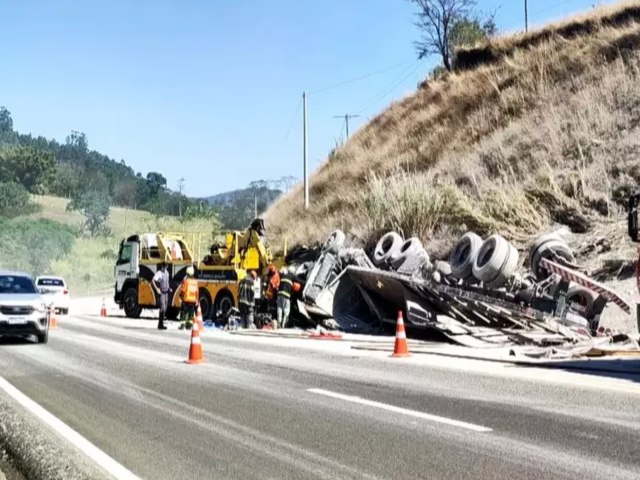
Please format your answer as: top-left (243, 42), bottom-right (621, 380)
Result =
top-left (265, 1), bottom-right (640, 287)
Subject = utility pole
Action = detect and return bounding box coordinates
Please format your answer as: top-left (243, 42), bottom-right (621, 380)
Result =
top-left (525, 0), bottom-right (528, 33)
top-left (303, 91), bottom-right (309, 210)
top-left (333, 113), bottom-right (360, 139)
top-left (254, 194), bottom-right (258, 219)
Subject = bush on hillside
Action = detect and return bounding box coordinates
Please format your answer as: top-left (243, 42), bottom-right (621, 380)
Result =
top-left (0, 181), bottom-right (40, 218)
top-left (0, 145), bottom-right (56, 193)
top-left (0, 219), bottom-right (76, 276)
top-left (67, 191), bottom-right (112, 237)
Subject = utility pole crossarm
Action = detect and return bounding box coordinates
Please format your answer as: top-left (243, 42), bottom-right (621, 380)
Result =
top-left (333, 113), bottom-right (360, 139)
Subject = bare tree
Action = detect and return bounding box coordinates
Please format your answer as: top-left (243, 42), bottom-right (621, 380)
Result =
top-left (177, 177), bottom-right (185, 217)
top-left (410, 0), bottom-right (476, 71)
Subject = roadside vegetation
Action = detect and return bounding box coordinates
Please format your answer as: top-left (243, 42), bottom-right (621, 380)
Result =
top-left (266, 2), bottom-right (640, 258)
top-left (27, 195), bottom-right (220, 294)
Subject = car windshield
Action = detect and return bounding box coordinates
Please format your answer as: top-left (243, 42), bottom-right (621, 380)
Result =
top-left (0, 275), bottom-right (38, 294)
top-left (37, 278), bottom-right (64, 287)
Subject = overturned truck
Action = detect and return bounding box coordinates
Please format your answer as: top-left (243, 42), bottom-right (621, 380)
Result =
top-left (291, 229), bottom-right (633, 348)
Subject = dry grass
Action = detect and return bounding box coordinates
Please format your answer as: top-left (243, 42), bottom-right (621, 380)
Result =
top-left (265, 1), bottom-right (640, 258)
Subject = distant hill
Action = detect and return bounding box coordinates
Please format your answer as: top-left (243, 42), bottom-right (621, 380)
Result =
top-left (206, 186), bottom-right (281, 207)
top-left (206, 182), bottom-right (283, 230)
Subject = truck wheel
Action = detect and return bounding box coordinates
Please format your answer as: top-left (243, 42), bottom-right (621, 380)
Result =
top-left (36, 329), bottom-right (49, 344)
top-left (123, 288), bottom-right (142, 318)
top-left (450, 232), bottom-right (483, 281)
top-left (215, 291), bottom-right (235, 319)
top-left (199, 289), bottom-right (212, 320)
top-left (565, 285), bottom-right (598, 319)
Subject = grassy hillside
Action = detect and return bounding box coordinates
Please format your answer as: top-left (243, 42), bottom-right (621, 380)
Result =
top-left (265, 1), bottom-right (640, 258)
top-left (30, 195), bottom-right (217, 294)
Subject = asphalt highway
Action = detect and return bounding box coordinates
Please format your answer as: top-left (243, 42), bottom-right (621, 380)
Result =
top-left (1, 308), bottom-right (640, 480)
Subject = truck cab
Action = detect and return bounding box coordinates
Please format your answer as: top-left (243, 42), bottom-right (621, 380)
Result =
top-left (114, 233), bottom-right (193, 319)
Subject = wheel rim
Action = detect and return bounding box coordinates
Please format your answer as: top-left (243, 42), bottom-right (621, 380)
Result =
top-left (125, 293), bottom-right (136, 312)
top-left (219, 296), bottom-right (233, 316)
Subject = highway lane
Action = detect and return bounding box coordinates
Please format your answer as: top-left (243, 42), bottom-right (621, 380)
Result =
top-left (1, 311), bottom-right (640, 479)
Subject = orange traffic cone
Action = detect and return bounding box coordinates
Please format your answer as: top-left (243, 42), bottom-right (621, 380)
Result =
top-left (391, 310), bottom-right (410, 357)
top-left (100, 298), bottom-right (107, 317)
top-left (49, 306), bottom-right (58, 329)
top-left (195, 304), bottom-right (205, 331)
top-left (185, 320), bottom-right (205, 364)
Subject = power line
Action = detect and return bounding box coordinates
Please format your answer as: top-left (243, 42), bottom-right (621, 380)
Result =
top-left (356, 62), bottom-right (424, 115)
top-left (283, 96), bottom-right (302, 144)
top-left (308, 59), bottom-right (417, 96)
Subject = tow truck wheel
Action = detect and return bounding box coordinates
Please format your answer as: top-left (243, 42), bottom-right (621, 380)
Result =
top-left (199, 289), bottom-right (212, 320)
top-left (123, 288), bottom-right (142, 318)
top-left (215, 291), bottom-right (234, 320)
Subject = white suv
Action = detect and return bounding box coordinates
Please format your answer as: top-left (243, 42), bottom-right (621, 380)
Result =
top-left (0, 271), bottom-right (50, 344)
top-left (36, 276), bottom-right (70, 315)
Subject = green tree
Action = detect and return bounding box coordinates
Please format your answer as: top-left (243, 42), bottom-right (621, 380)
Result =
top-left (0, 107), bottom-right (16, 144)
top-left (0, 145), bottom-right (56, 193)
top-left (410, 0), bottom-right (495, 71)
top-left (0, 181), bottom-right (39, 218)
top-left (146, 172), bottom-right (167, 197)
top-left (67, 191), bottom-right (112, 236)
top-left (182, 201), bottom-right (218, 223)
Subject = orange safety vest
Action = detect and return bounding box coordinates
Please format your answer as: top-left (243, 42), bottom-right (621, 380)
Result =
top-left (180, 278), bottom-right (199, 304)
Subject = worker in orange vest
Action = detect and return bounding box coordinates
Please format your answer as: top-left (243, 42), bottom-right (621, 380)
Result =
top-left (179, 266), bottom-right (199, 330)
top-left (264, 264), bottom-right (280, 301)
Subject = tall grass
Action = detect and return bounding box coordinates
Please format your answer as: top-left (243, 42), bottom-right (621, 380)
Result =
top-left (265, 3), bottom-right (640, 256)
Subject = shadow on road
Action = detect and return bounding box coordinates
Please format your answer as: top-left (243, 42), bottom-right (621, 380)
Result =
top-left (0, 336), bottom-right (37, 346)
top-left (535, 358), bottom-right (640, 384)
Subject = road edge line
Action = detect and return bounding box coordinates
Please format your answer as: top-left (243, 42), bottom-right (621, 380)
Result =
top-left (0, 375), bottom-right (141, 480)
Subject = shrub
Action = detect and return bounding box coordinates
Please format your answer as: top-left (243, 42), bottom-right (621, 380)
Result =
top-left (0, 218), bottom-right (76, 276)
top-left (0, 181), bottom-right (39, 218)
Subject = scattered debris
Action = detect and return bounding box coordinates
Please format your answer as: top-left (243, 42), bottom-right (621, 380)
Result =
top-left (287, 228), bottom-right (639, 357)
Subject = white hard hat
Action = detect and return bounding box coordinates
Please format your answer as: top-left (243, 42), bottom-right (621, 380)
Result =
top-left (186, 266), bottom-right (195, 276)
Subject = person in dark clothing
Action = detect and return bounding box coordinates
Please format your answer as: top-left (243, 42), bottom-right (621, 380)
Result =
top-left (238, 271), bottom-right (257, 329)
top-left (152, 262), bottom-right (170, 330)
top-left (277, 268), bottom-right (303, 329)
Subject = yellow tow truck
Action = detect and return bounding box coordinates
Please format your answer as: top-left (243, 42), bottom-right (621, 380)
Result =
top-left (114, 219), bottom-right (282, 319)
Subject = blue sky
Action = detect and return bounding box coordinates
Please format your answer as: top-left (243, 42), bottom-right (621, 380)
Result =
top-left (0, 0), bottom-right (615, 197)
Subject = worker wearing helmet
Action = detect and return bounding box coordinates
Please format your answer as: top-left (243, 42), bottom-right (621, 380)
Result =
top-left (238, 270), bottom-right (257, 329)
top-left (179, 265), bottom-right (199, 329)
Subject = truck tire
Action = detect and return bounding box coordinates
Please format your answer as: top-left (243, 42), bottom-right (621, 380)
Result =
top-left (390, 238), bottom-right (425, 270)
top-left (450, 232), bottom-right (482, 281)
top-left (199, 288), bottom-right (212, 320)
top-left (214, 290), bottom-right (235, 319)
top-left (528, 233), bottom-right (574, 280)
top-left (473, 235), bottom-right (519, 288)
top-left (321, 230), bottom-right (346, 255)
top-left (565, 285), bottom-right (598, 319)
top-left (123, 288), bottom-right (142, 318)
top-left (373, 232), bottom-right (403, 268)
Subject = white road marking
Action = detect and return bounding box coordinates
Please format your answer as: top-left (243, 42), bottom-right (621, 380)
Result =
top-left (308, 388), bottom-right (492, 433)
top-left (0, 376), bottom-right (142, 480)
